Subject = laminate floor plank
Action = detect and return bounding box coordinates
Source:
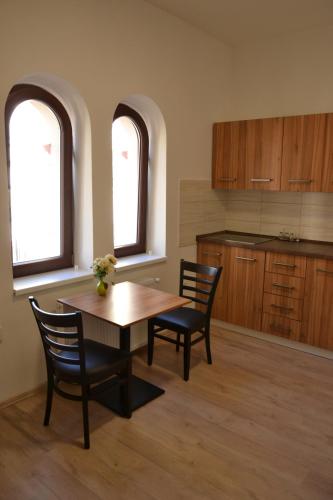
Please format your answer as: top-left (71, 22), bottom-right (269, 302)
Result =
top-left (0, 327), bottom-right (332, 500)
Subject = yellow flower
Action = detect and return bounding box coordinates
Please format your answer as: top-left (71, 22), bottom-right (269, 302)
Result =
top-left (106, 253), bottom-right (117, 265)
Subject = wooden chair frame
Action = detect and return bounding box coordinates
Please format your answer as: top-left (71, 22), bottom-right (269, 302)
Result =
top-left (148, 260), bottom-right (222, 381)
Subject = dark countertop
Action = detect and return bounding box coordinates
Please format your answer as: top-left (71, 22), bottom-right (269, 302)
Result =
top-left (196, 231), bottom-right (333, 261)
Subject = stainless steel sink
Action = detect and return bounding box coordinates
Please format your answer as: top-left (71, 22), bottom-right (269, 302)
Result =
top-left (213, 232), bottom-right (275, 245)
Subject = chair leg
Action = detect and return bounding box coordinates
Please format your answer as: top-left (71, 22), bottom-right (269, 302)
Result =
top-left (81, 386), bottom-right (90, 449)
top-left (176, 333), bottom-right (180, 352)
top-left (43, 373), bottom-right (54, 426)
top-left (147, 320), bottom-right (154, 366)
top-left (183, 333), bottom-right (191, 381)
top-left (120, 361), bottom-right (132, 419)
top-left (205, 326), bottom-right (212, 364)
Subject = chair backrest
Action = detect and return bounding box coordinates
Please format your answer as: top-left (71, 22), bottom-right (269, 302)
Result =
top-left (179, 260), bottom-right (222, 319)
top-left (29, 296), bottom-right (87, 381)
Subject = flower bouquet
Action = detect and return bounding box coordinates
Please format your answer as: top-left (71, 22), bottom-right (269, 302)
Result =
top-left (92, 253), bottom-right (117, 296)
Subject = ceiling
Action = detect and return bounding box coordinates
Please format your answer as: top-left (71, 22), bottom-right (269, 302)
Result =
top-left (145, 0), bottom-right (333, 47)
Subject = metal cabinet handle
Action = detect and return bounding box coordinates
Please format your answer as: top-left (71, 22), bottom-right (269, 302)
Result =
top-left (269, 323), bottom-right (292, 335)
top-left (236, 256), bottom-right (256, 262)
top-left (270, 304), bottom-right (294, 312)
top-left (288, 179), bottom-right (312, 184)
top-left (272, 262), bottom-right (296, 268)
top-left (272, 282), bottom-right (295, 290)
top-left (203, 252), bottom-right (222, 257)
top-left (317, 268), bottom-right (333, 275)
top-left (250, 178), bottom-right (272, 183)
top-left (219, 177), bottom-right (237, 182)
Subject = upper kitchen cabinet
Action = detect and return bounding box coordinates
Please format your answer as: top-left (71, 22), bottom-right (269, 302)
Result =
top-left (245, 117), bottom-right (283, 191)
top-left (281, 114), bottom-right (326, 192)
top-left (321, 113), bottom-right (333, 193)
top-left (212, 121), bottom-right (246, 189)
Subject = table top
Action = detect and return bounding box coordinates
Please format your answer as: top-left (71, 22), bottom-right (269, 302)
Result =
top-left (58, 281), bottom-right (191, 328)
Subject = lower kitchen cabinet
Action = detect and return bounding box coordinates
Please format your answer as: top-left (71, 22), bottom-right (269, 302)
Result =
top-left (302, 258), bottom-right (333, 350)
top-left (263, 293), bottom-right (303, 321)
top-left (197, 241), bottom-right (228, 320)
top-left (225, 246), bottom-right (265, 330)
top-left (197, 239), bottom-right (333, 352)
top-left (261, 313), bottom-right (301, 341)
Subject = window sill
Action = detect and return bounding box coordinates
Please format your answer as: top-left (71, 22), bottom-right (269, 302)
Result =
top-left (114, 253), bottom-right (167, 273)
top-left (12, 255), bottom-right (166, 296)
top-left (13, 268), bottom-right (93, 296)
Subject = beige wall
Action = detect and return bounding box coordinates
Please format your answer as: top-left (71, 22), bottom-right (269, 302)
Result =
top-left (179, 24), bottom-right (333, 247)
top-left (0, 0), bottom-right (232, 403)
top-left (2, 1), bottom-right (333, 403)
top-left (231, 24), bottom-right (333, 119)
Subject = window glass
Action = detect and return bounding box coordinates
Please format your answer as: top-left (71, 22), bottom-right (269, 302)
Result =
top-left (112, 116), bottom-right (140, 248)
top-left (9, 100), bottom-right (61, 264)
top-left (5, 84), bottom-right (73, 277)
top-left (112, 104), bottom-right (148, 258)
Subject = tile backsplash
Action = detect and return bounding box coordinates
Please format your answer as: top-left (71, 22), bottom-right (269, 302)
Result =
top-left (179, 180), bottom-right (333, 247)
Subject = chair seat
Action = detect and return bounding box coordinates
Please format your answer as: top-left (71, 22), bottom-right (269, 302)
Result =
top-left (53, 339), bottom-right (131, 384)
top-left (153, 307), bottom-right (206, 334)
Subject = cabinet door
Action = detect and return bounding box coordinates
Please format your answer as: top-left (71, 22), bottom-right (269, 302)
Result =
top-left (212, 122), bottom-right (245, 190)
top-left (226, 247), bottom-right (265, 330)
top-left (302, 258), bottom-right (333, 350)
top-left (321, 113), bottom-right (333, 192)
top-left (197, 242), bottom-right (228, 320)
top-left (245, 117), bottom-right (283, 191)
top-left (281, 114), bottom-right (326, 192)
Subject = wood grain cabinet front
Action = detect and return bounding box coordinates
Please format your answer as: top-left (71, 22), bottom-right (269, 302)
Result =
top-left (212, 121), bottom-right (246, 190)
top-left (197, 241), bottom-right (333, 352)
top-left (265, 252), bottom-right (306, 278)
top-left (321, 113), bottom-right (333, 192)
top-left (212, 118), bottom-right (283, 191)
top-left (212, 112), bottom-right (333, 193)
top-left (262, 313), bottom-right (301, 341)
top-left (281, 114), bottom-right (326, 192)
top-left (264, 273), bottom-right (305, 299)
top-left (225, 247), bottom-right (265, 330)
top-left (263, 293), bottom-right (303, 321)
top-left (302, 258), bottom-right (333, 350)
top-left (245, 117), bottom-right (283, 191)
top-left (197, 242), bottom-right (229, 320)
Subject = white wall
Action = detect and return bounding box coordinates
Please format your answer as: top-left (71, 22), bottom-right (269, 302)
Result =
top-left (0, 0), bottom-right (232, 403)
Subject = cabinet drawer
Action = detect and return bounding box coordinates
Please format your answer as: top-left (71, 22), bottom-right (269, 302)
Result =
top-left (265, 252), bottom-right (306, 277)
top-left (264, 273), bottom-right (305, 299)
top-left (262, 313), bottom-right (301, 341)
top-left (263, 293), bottom-right (303, 321)
top-left (197, 242), bottom-right (225, 266)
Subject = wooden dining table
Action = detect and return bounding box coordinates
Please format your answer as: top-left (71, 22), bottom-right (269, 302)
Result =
top-left (58, 281), bottom-right (191, 414)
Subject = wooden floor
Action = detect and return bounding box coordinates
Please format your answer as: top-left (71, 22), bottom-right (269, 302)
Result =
top-left (1, 327), bottom-right (333, 500)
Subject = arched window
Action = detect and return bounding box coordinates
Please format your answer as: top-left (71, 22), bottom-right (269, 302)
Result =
top-left (112, 104), bottom-right (148, 257)
top-left (5, 84), bottom-right (73, 277)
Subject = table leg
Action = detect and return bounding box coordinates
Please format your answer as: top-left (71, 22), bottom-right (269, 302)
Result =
top-left (119, 326), bottom-right (131, 351)
top-left (93, 326), bottom-right (165, 415)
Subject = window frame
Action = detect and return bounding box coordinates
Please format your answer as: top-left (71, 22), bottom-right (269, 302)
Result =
top-left (5, 84), bottom-right (73, 278)
top-left (112, 103), bottom-right (148, 258)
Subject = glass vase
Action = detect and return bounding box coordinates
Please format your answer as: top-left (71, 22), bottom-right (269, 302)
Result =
top-left (96, 279), bottom-right (108, 296)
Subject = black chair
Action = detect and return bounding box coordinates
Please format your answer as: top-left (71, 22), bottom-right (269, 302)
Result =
top-left (147, 260), bottom-right (222, 381)
top-left (29, 296), bottom-right (132, 449)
